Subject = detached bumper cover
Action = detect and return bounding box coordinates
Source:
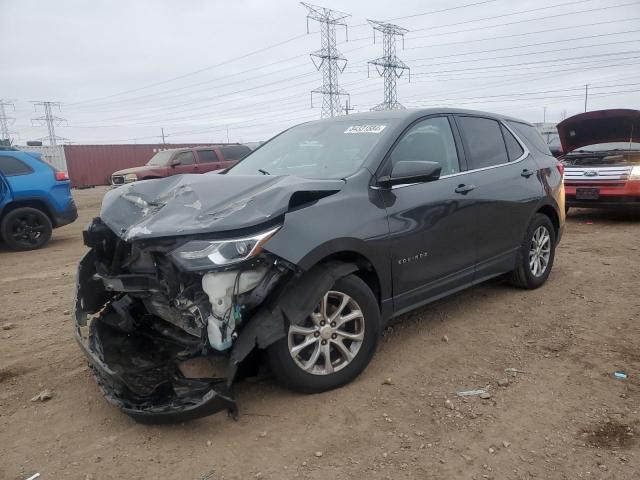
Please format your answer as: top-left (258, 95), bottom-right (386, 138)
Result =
top-left (73, 250), bottom-right (237, 424)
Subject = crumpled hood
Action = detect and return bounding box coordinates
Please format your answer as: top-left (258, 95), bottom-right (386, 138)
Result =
top-left (100, 173), bottom-right (345, 241)
top-left (557, 109), bottom-right (640, 153)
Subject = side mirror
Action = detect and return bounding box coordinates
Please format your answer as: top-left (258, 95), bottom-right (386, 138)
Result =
top-left (378, 160), bottom-right (441, 188)
top-left (169, 158), bottom-right (181, 167)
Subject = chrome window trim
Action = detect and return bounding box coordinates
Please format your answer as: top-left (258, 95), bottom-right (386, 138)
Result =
top-left (371, 119), bottom-right (531, 190)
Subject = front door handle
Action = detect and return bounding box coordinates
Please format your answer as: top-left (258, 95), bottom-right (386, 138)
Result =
top-left (455, 184), bottom-right (476, 194)
top-left (521, 169), bottom-right (535, 178)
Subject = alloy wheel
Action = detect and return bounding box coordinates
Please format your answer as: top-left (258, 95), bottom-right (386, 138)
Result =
top-left (529, 225), bottom-right (551, 277)
top-left (10, 213), bottom-right (46, 248)
top-left (287, 291), bottom-right (365, 375)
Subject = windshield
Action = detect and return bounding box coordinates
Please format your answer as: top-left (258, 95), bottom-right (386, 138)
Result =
top-left (570, 142), bottom-right (640, 153)
top-left (227, 119), bottom-right (395, 179)
top-left (146, 150), bottom-right (174, 166)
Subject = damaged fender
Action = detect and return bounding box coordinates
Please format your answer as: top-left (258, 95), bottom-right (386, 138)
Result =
top-left (231, 261), bottom-right (358, 364)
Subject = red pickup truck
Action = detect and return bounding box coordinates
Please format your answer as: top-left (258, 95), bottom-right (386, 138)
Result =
top-left (110, 145), bottom-right (251, 185)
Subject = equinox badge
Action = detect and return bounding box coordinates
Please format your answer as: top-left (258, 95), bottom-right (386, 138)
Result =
top-left (398, 251), bottom-right (429, 265)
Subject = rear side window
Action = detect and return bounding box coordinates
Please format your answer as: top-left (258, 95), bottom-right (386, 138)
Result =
top-left (198, 150), bottom-right (219, 163)
top-left (501, 125), bottom-right (525, 161)
top-left (457, 116), bottom-right (508, 169)
top-left (175, 151), bottom-right (195, 165)
top-left (0, 156), bottom-right (33, 176)
top-left (506, 121), bottom-right (553, 156)
top-left (221, 145), bottom-right (251, 160)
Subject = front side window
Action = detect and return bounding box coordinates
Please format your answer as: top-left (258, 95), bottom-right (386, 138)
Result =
top-left (457, 116), bottom-right (509, 169)
top-left (0, 156), bottom-right (33, 176)
top-left (146, 150), bottom-right (174, 166)
top-left (389, 116), bottom-right (460, 176)
top-left (175, 151), bottom-right (195, 165)
top-left (227, 119), bottom-right (396, 179)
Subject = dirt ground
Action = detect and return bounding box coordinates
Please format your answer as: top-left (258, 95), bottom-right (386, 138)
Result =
top-left (1, 186), bottom-right (639, 480)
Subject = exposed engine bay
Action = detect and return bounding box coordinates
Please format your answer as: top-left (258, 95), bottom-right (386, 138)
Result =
top-left (562, 150), bottom-right (640, 166)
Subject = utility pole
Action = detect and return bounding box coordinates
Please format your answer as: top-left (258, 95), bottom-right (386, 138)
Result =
top-left (161, 127), bottom-right (166, 144)
top-left (343, 98), bottom-right (355, 115)
top-left (31, 101), bottom-right (66, 146)
top-left (226, 126), bottom-right (230, 143)
top-left (302, 2), bottom-right (350, 118)
top-left (543, 106), bottom-right (547, 124)
top-left (0, 99), bottom-right (15, 146)
top-left (367, 20), bottom-right (410, 111)
top-left (584, 84), bottom-right (589, 113)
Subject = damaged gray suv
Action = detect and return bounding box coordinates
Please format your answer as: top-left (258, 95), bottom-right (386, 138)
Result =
top-left (75, 109), bottom-right (565, 423)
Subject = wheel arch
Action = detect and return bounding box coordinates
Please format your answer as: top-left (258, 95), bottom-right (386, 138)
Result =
top-left (313, 250), bottom-right (383, 307)
top-left (288, 238), bottom-right (391, 306)
top-left (0, 199), bottom-right (54, 224)
top-left (535, 203), bottom-right (560, 242)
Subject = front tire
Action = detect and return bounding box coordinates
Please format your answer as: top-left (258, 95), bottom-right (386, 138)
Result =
top-left (509, 213), bottom-right (556, 289)
top-left (267, 274), bottom-right (380, 394)
top-left (1, 207), bottom-right (53, 251)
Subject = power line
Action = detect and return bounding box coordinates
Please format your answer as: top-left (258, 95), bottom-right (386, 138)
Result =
top-left (302, 2), bottom-right (351, 118)
top-left (58, 2), bottom-right (638, 116)
top-left (367, 20), bottom-right (410, 110)
top-left (66, 32), bottom-right (312, 106)
top-left (405, 2), bottom-right (640, 42)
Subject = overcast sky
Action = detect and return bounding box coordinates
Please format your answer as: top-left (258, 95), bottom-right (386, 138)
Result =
top-left (1, 0), bottom-right (639, 145)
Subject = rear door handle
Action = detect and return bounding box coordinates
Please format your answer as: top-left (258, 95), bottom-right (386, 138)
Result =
top-left (521, 169), bottom-right (535, 178)
top-left (455, 184), bottom-right (476, 194)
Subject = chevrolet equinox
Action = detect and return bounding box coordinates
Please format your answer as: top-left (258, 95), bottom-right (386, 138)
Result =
top-left (74, 109), bottom-right (565, 423)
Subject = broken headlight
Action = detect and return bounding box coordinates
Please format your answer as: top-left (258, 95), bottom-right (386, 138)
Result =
top-left (170, 226), bottom-right (281, 271)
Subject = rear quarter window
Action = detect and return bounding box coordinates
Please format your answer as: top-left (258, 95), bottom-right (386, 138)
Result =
top-left (506, 121), bottom-right (553, 156)
top-left (0, 155), bottom-right (34, 176)
top-left (220, 145), bottom-right (251, 160)
top-left (501, 125), bottom-right (525, 161)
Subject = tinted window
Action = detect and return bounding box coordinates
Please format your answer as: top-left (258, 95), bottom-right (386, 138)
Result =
top-left (501, 125), bottom-right (524, 161)
top-left (390, 116), bottom-right (460, 176)
top-left (457, 116), bottom-right (509, 169)
top-left (221, 145), bottom-right (251, 160)
top-left (198, 150), bottom-right (219, 163)
top-left (507, 121), bottom-right (553, 156)
top-left (175, 151), bottom-right (195, 165)
top-left (0, 156), bottom-right (33, 176)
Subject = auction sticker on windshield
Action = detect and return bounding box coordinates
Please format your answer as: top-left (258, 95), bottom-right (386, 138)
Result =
top-left (344, 125), bottom-right (387, 134)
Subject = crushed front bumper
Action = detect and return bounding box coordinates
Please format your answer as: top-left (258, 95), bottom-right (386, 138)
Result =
top-left (74, 250), bottom-right (237, 424)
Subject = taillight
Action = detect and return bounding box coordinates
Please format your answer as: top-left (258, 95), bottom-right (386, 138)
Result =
top-left (55, 171), bottom-right (69, 181)
top-left (556, 162), bottom-right (565, 176)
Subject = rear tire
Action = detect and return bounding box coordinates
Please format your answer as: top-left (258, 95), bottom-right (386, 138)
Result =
top-left (509, 213), bottom-right (556, 289)
top-left (0, 207), bottom-right (52, 251)
top-left (267, 274), bottom-right (380, 394)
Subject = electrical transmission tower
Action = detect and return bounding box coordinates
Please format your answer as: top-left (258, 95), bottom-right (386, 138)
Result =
top-left (0, 100), bottom-right (16, 146)
top-left (32, 101), bottom-right (67, 146)
top-left (302, 2), bottom-right (350, 118)
top-left (367, 20), bottom-right (410, 111)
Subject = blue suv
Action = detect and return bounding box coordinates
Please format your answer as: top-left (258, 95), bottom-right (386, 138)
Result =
top-left (0, 147), bottom-right (77, 250)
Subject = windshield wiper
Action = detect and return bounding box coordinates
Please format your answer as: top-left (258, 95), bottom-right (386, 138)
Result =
top-left (258, 169), bottom-right (270, 175)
